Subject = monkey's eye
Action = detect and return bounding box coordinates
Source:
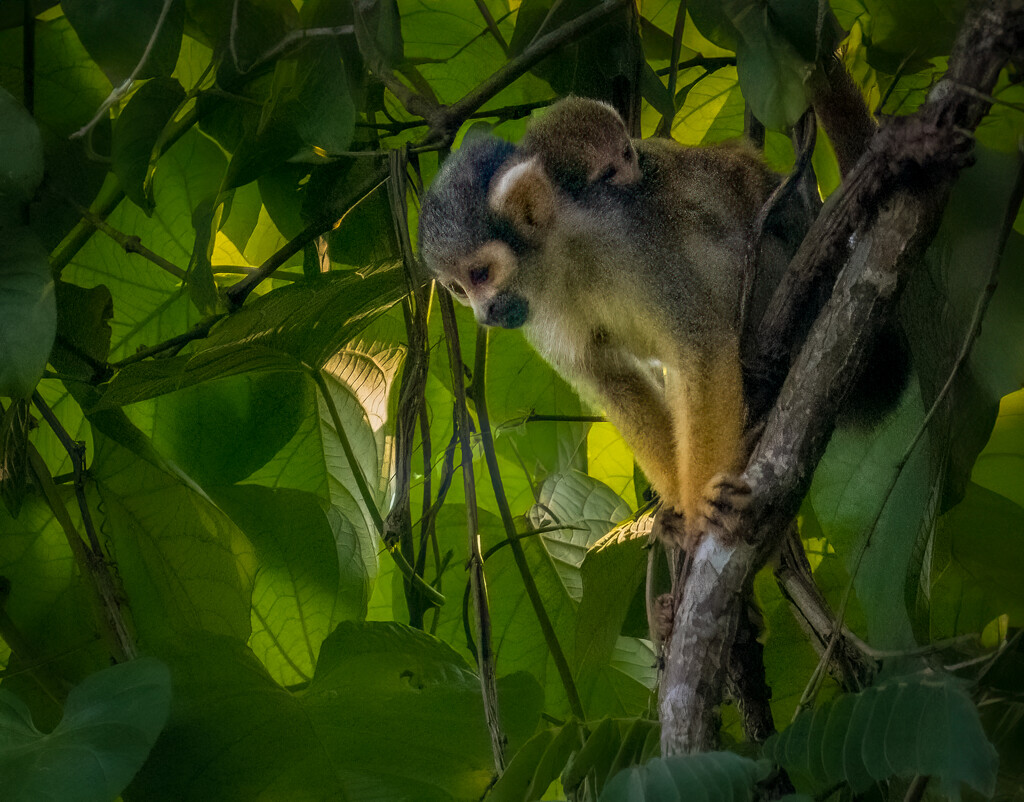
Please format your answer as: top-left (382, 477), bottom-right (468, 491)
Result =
top-left (469, 264), bottom-right (490, 286)
top-left (622, 144), bottom-right (633, 162)
top-left (447, 282), bottom-right (467, 297)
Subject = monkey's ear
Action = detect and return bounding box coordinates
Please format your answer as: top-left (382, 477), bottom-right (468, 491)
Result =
top-left (489, 156), bottom-right (555, 236)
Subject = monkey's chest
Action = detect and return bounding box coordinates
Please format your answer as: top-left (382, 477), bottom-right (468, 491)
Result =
top-left (523, 295), bottom-right (665, 377)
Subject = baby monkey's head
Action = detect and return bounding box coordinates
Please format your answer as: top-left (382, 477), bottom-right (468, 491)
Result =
top-left (521, 96), bottom-right (640, 195)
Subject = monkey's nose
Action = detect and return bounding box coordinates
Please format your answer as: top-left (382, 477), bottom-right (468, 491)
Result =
top-left (486, 292), bottom-right (529, 329)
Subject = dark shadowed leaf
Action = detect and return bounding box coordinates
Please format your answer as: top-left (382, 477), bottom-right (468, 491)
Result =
top-left (62, 0), bottom-right (184, 82)
top-left (112, 77), bottom-right (186, 213)
top-left (0, 658), bottom-right (172, 802)
top-left (764, 672), bottom-right (998, 798)
top-left (0, 228), bottom-right (55, 398)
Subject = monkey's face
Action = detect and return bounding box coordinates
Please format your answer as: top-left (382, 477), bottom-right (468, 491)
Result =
top-left (585, 131), bottom-right (640, 187)
top-left (427, 240), bottom-right (531, 329)
top-left (419, 139), bottom-right (545, 330)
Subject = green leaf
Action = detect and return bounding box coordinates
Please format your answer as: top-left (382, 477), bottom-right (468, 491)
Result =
top-left (764, 672), bottom-right (998, 798)
top-left (600, 752), bottom-right (769, 801)
top-left (861, 0), bottom-right (969, 71)
top-left (0, 86), bottom-right (43, 217)
top-left (62, 0), bottom-right (185, 83)
top-left (354, 0), bottom-right (404, 68)
top-left (686, 0), bottom-right (741, 50)
top-left (971, 389), bottom-right (1024, 508)
top-left (93, 433), bottom-right (256, 643)
top-left (489, 721), bottom-right (582, 802)
top-left (904, 147), bottom-right (1024, 510)
top-left (96, 265), bottom-right (406, 407)
top-left (221, 29), bottom-right (355, 188)
top-left (491, 717), bottom-right (661, 802)
top-left (931, 482), bottom-right (1024, 637)
top-left (532, 471), bottom-right (631, 602)
top-left (809, 384), bottom-right (931, 649)
top-left (735, 27), bottom-right (810, 131)
top-left (131, 624), bottom-right (542, 800)
top-left (0, 657), bottom-right (172, 802)
top-left (574, 521), bottom-right (650, 712)
top-left (51, 280), bottom-right (113, 382)
top-left (113, 77), bottom-right (186, 213)
top-left (63, 128), bottom-right (227, 362)
top-left (212, 485), bottom-right (371, 685)
top-left (0, 227), bottom-right (56, 398)
top-left (147, 370), bottom-right (311, 487)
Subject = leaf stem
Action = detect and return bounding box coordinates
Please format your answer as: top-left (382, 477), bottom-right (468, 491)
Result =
top-left (438, 293), bottom-right (507, 772)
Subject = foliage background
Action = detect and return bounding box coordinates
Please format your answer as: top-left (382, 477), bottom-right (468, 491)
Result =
top-left (0, 0), bottom-right (1022, 800)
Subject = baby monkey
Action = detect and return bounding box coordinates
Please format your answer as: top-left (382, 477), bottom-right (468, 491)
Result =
top-left (520, 97), bottom-right (641, 194)
top-left (419, 99), bottom-right (788, 546)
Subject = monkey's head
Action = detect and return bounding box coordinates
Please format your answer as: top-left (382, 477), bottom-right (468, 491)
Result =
top-left (419, 136), bottom-right (555, 330)
top-left (521, 97), bottom-right (640, 195)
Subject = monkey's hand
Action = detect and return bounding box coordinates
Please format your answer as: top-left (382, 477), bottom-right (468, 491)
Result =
top-left (698, 473), bottom-right (752, 543)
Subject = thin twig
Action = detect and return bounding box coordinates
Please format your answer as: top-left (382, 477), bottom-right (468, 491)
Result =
top-left (68, 198), bottom-right (186, 280)
top-left (109, 314), bottom-right (225, 368)
top-left (470, 325), bottom-right (586, 722)
top-left (26, 444), bottom-right (135, 661)
top-left (31, 393), bottom-right (102, 554)
top-left (438, 293), bottom-right (507, 772)
top-left (225, 166), bottom-right (389, 308)
top-left (71, 0), bottom-right (176, 139)
top-left (473, 0), bottom-right (509, 55)
top-left (445, 0), bottom-right (630, 134)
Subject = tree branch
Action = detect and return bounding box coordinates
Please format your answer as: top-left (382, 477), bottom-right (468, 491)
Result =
top-left (658, 0), bottom-right (1024, 756)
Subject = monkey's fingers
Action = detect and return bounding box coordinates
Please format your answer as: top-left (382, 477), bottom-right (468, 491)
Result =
top-left (699, 472), bottom-right (752, 543)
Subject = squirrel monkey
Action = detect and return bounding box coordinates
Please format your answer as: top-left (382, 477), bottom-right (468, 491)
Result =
top-left (419, 99), bottom-right (790, 544)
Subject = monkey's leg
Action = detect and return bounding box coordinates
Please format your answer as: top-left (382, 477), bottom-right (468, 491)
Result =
top-left (667, 338), bottom-right (748, 544)
top-left (582, 352), bottom-right (680, 505)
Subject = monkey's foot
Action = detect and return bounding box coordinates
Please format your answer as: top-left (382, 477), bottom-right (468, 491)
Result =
top-left (653, 505), bottom-right (690, 550)
top-left (651, 593), bottom-right (675, 645)
top-left (699, 473), bottom-right (752, 542)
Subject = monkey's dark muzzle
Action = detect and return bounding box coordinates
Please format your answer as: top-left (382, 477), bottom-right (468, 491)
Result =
top-left (486, 292), bottom-right (529, 329)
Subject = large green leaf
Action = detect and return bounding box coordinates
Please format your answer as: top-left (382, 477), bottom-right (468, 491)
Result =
top-left (212, 485), bottom-right (371, 685)
top-left (130, 624), bottom-right (542, 800)
top-left (0, 86), bottom-right (43, 217)
top-left (97, 265), bottom-right (406, 407)
top-left (0, 17), bottom-right (113, 249)
top-left (930, 482), bottom-right (1024, 637)
top-left (0, 658), bottom-right (172, 802)
top-left (146, 370), bottom-right (311, 487)
top-left (764, 672), bottom-right (998, 799)
top-left (490, 716), bottom-right (660, 802)
top-left (62, 0), bottom-right (184, 82)
top-left (93, 433), bottom-right (256, 643)
top-left (112, 77), bottom-right (186, 214)
top-left (63, 128), bottom-right (227, 361)
top-left (600, 751), bottom-right (770, 801)
top-left (0, 228), bottom-right (55, 398)
top-left (808, 385), bottom-right (931, 649)
top-left (531, 471), bottom-right (631, 602)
